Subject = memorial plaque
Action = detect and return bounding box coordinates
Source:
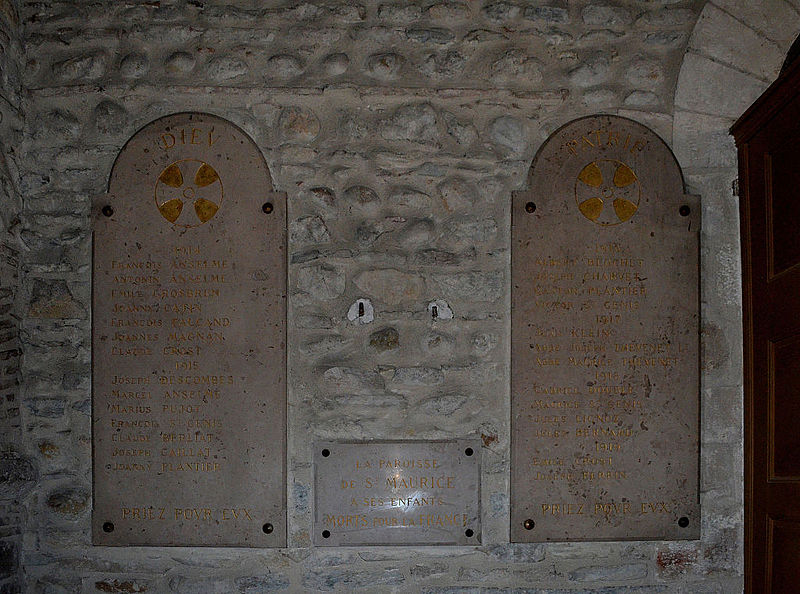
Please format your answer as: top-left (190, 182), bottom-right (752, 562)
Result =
top-left (314, 441), bottom-right (481, 546)
top-left (511, 115), bottom-right (699, 541)
top-left (92, 113), bottom-right (286, 546)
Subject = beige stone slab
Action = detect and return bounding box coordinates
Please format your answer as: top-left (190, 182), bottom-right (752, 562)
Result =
top-left (314, 440), bottom-right (481, 546)
top-left (511, 115), bottom-right (700, 541)
top-left (92, 112), bottom-right (286, 547)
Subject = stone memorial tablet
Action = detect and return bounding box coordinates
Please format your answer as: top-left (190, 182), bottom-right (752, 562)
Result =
top-left (314, 441), bottom-right (481, 546)
top-left (92, 113), bottom-right (286, 546)
top-left (511, 115), bottom-right (700, 541)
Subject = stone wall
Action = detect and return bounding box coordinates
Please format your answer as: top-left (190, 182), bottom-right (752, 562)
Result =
top-left (0, 0), bottom-right (27, 592)
top-left (8, 0), bottom-right (768, 591)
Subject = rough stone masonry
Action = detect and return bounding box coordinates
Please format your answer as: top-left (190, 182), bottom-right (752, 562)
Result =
top-left (0, 0), bottom-right (759, 591)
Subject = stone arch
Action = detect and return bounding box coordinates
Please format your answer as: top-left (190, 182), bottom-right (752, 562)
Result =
top-left (673, 0), bottom-right (800, 169)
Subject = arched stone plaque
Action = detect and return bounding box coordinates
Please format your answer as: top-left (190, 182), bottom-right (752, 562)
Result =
top-left (92, 113), bottom-right (286, 546)
top-left (511, 115), bottom-right (699, 541)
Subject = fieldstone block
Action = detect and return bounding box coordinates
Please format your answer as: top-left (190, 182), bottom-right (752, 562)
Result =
top-left (299, 335), bottom-right (352, 357)
top-left (290, 216), bottom-right (330, 245)
top-left (369, 327), bottom-right (399, 352)
top-left (366, 52), bottom-right (405, 80)
top-left (472, 332), bottom-right (499, 355)
top-left (354, 269), bottom-right (425, 305)
top-left (427, 2), bottom-right (470, 21)
top-left (27, 279), bottom-right (86, 319)
top-left (302, 567), bottom-right (404, 591)
top-left (405, 27), bottom-right (454, 44)
top-left (482, 2), bottom-right (521, 22)
top-left (442, 218), bottom-right (498, 246)
top-left (93, 578), bottom-right (150, 592)
top-left (484, 543), bottom-right (546, 563)
top-left (392, 366), bottom-right (444, 386)
top-left (583, 5), bottom-right (632, 27)
top-left (524, 5), bottom-right (569, 24)
top-left (432, 270), bottom-right (503, 301)
top-left (93, 100), bottom-right (127, 135)
top-left (46, 487), bottom-right (89, 517)
top-left (489, 115), bottom-right (527, 155)
top-left (569, 55), bottom-right (610, 87)
top-left (206, 56), bottom-right (248, 82)
top-left (442, 111), bottom-right (478, 148)
top-left (420, 50), bottom-right (467, 79)
top-left (382, 103), bottom-right (438, 143)
top-left (234, 574), bottom-right (290, 592)
top-left (624, 91), bottom-right (659, 107)
top-left (52, 52), bottom-right (105, 81)
top-left (321, 53), bottom-right (349, 75)
top-left (626, 60), bottom-right (665, 89)
top-left (398, 218), bottom-right (434, 246)
top-left (323, 367), bottom-right (385, 393)
top-left (267, 54), bottom-right (303, 79)
top-left (24, 398), bottom-right (65, 418)
top-left (35, 110), bottom-right (80, 140)
top-left (377, 3), bottom-right (422, 23)
top-left (278, 106), bottom-right (320, 142)
top-left (490, 50), bottom-right (543, 84)
top-left (296, 264), bottom-right (345, 300)
top-left (0, 455), bottom-right (34, 497)
top-left (437, 177), bottom-right (478, 211)
top-left (0, 540), bottom-right (18, 575)
top-left (417, 392), bottom-right (467, 415)
top-left (118, 53), bottom-right (149, 78)
top-left (637, 8), bottom-right (695, 27)
top-left (343, 185), bottom-right (379, 206)
top-left (568, 562), bottom-right (649, 581)
top-left (165, 51), bottom-right (195, 73)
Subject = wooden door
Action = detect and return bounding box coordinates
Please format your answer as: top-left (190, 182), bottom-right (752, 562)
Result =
top-left (733, 57), bottom-right (800, 593)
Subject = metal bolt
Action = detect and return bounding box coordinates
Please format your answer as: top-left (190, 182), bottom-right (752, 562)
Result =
top-left (678, 516), bottom-right (689, 528)
top-left (679, 205), bottom-right (691, 217)
top-left (465, 528), bottom-right (474, 538)
top-left (464, 447), bottom-right (474, 456)
top-left (101, 205), bottom-right (114, 217)
top-left (262, 202), bottom-right (274, 214)
top-left (102, 522), bottom-right (115, 533)
top-left (523, 519), bottom-right (535, 530)
top-left (262, 523), bottom-right (274, 534)
top-left (322, 530), bottom-right (331, 539)
top-left (525, 202), bottom-right (536, 213)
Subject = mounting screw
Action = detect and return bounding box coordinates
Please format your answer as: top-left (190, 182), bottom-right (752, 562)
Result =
top-left (262, 523), bottom-right (274, 534)
top-left (679, 205), bottom-right (691, 217)
top-left (465, 528), bottom-right (474, 538)
top-left (678, 516), bottom-right (690, 528)
top-left (525, 202), bottom-right (536, 213)
top-left (523, 519), bottom-right (535, 530)
top-left (262, 202), bottom-right (274, 214)
top-left (464, 447), bottom-right (474, 457)
top-left (101, 205), bottom-right (114, 217)
top-left (321, 448), bottom-right (330, 458)
top-left (322, 530), bottom-right (331, 539)
top-left (102, 522), bottom-right (115, 533)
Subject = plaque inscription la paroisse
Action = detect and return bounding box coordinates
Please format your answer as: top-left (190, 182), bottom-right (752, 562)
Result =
top-left (314, 441), bottom-right (481, 546)
top-left (92, 113), bottom-right (286, 546)
top-left (511, 115), bottom-right (700, 541)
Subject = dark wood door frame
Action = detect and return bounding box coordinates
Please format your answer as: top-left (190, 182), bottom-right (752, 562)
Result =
top-left (732, 57), bottom-right (800, 594)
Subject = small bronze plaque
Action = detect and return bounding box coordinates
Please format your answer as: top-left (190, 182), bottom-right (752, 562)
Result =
top-left (314, 441), bottom-right (481, 546)
top-left (511, 115), bottom-right (700, 541)
top-left (92, 113), bottom-right (286, 546)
